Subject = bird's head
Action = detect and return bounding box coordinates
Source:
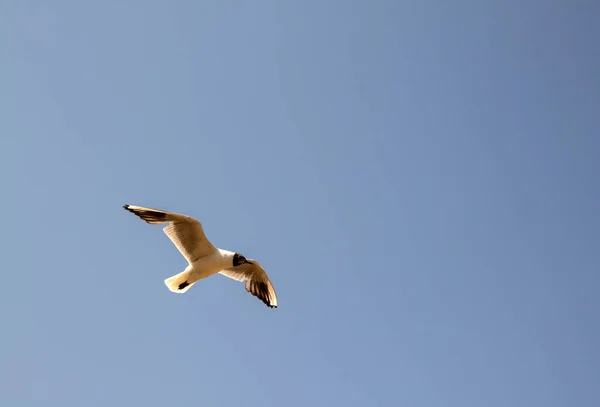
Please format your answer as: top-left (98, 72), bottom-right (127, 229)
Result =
top-left (233, 253), bottom-right (251, 267)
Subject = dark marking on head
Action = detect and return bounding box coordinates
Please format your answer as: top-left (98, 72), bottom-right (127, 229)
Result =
top-left (233, 253), bottom-right (249, 267)
top-left (178, 281), bottom-right (190, 290)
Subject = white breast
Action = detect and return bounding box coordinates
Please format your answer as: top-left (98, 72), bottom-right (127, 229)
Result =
top-left (189, 250), bottom-right (233, 280)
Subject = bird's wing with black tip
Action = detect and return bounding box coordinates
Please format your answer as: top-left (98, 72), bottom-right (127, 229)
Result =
top-left (123, 204), bottom-right (216, 263)
top-left (219, 262), bottom-right (278, 308)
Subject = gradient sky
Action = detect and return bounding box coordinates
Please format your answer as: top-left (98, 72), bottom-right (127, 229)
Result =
top-left (1, 1), bottom-right (599, 406)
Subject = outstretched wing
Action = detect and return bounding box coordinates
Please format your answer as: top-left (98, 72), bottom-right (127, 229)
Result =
top-left (219, 261), bottom-right (278, 308)
top-left (123, 204), bottom-right (216, 263)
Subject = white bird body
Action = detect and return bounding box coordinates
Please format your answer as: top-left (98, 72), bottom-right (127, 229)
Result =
top-left (123, 204), bottom-right (278, 308)
top-left (165, 249), bottom-right (235, 293)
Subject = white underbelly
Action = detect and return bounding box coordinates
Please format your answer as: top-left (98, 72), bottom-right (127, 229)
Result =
top-left (188, 254), bottom-right (229, 281)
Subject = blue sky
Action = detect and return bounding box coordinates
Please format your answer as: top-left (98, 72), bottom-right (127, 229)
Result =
top-left (1, 1), bottom-right (599, 406)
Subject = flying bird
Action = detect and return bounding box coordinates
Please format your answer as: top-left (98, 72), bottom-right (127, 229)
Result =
top-left (123, 204), bottom-right (278, 308)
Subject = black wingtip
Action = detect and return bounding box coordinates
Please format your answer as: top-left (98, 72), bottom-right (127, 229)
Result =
top-left (178, 281), bottom-right (190, 290)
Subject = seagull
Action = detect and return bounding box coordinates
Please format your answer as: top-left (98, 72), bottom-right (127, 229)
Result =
top-left (123, 204), bottom-right (278, 308)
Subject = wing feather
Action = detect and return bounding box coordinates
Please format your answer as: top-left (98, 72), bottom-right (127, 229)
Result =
top-left (123, 204), bottom-right (216, 263)
top-left (219, 261), bottom-right (278, 308)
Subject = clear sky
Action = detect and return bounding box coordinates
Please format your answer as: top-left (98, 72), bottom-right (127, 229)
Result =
top-left (1, 1), bottom-right (599, 406)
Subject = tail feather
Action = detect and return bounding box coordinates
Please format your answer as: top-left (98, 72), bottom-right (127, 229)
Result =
top-left (164, 269), bottom-right (195, 293)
